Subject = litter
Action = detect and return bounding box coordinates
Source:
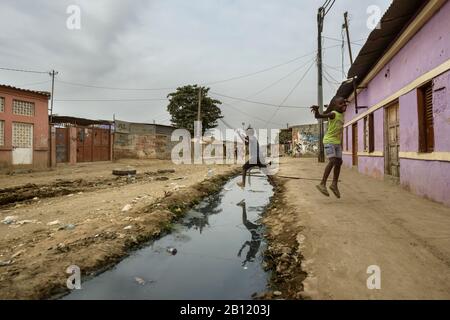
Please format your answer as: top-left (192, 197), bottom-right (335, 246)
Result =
top-left (47, 220), bottom-right (61, 226)
top-left (167, 247), bottom-right (178, 255)
top-left (2, 216), bottom-right (18, 225)
top-left (122, 204), bottom-right (132, 212)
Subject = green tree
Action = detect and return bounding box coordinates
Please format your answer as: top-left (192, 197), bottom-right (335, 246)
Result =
top-left (167, 85), bottom-right (223, 135)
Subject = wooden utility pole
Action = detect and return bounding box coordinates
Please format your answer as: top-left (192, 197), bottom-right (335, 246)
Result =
top-left (197, 86), bottom-right (202, 137)
top-left (49, 70), bottom-right (58, 124)
top-left (343, 12), bottom-right (354, 64)
top-left (317, 7), bottom-right (325, 163)
top-left (48, 69), bottom-right (58, 168)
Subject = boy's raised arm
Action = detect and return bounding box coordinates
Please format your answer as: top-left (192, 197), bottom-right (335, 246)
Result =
top-left (310, 105), bottom-right (335, 120)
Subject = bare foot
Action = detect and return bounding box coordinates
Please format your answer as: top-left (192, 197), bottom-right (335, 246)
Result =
top-left (316, 184), bottom-right (330, 197)
top-left (329, 184), bottom-right (341, 199)
top-left (237, 181), bottom-right (245, 189)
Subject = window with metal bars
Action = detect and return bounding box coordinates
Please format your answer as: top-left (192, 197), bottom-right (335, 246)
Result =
top-left (0, 97), bottom-right (4, 112)
top-left (418, 82), bottom-right (434, 153)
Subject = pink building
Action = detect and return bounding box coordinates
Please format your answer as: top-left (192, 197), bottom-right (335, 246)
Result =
top-left (0, 85), bottom-right (51, 170)
top-left (337, 0), bottom-right (450, 206)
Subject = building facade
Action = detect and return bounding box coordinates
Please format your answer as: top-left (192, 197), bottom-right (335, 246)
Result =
top-left (0, 85), bottom-right (51, 169)
top-left (338, 0), bottom-right (450, 206)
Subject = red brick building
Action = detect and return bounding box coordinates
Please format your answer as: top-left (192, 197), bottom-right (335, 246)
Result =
top-left (0, 85), bottom-right (51, 169)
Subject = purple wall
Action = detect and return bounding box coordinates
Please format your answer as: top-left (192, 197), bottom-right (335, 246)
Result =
top-left (399, 91), bottom-right (419, 152)
top-left (433, 71), bottom-right (450, 152)
top-left (401, 159), bottom-right (450, 206)
top-left (343, 1), bottom-right (450, 206)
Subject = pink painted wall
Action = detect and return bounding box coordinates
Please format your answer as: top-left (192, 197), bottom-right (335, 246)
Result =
top-left (343, 1), bottom-right (450, 206)
top-left (0, 87), bottom-right (50, 169)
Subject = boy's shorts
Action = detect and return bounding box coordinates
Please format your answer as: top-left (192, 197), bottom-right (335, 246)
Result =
top-left (324, 144), bottom-right (343, 159)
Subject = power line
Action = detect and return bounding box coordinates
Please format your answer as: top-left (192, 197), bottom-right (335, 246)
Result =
top-left (55, 98), bottom-right (168, 102)
top-left (57, 79), bottom-right (175, 91)
top-left (265, 60), bottom-right (316, 126)
top-left (220, 101), bottom-right (284, 127)
top-left (210, 92), bottom-right (308, 109)
top-left (324, 0), bottom-right (336, 16)
top-left (0, 67), bottom-right (49, 74)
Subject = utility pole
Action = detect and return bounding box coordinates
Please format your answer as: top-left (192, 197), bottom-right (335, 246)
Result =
top-left (197, 86), bottom-right (202, 138)
top-left (49, 70), bottom-right (58, 124)
top-left (317, 7), bottom-right (325, 163)
top-left (343, 12), bottom-right (354, 64)
top-left (48, 69), bottom-right (58, 168)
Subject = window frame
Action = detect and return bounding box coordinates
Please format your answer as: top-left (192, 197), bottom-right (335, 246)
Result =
top-left (0, 120), bottom-right (4, 146)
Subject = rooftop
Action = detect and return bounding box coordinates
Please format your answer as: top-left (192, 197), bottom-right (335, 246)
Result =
top-left (0, 84), bottom-right (51, 98)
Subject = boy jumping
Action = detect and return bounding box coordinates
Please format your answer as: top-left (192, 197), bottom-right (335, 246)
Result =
top-left (236, 127), bottom-right (269, 189)
top-left (311, 96), bottom-right (347, 198)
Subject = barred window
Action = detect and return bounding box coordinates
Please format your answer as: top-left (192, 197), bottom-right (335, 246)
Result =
top-left (0, 121), bottom-right (4, 146)
top-left (13, 122), bottom-right (33, 148)
top-left (0, 97), bottom-right (4, 112)
top-left (13, 100), bottom-right (35, 116)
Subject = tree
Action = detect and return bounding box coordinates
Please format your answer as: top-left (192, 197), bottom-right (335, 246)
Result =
top-left (167, 85), bottom-right (223, 135)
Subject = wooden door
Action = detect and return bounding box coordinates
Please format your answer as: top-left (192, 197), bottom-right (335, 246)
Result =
top-left (386, 103), bottom-right (400, 178)
top-left (56, 128), bottom-right (69, 163)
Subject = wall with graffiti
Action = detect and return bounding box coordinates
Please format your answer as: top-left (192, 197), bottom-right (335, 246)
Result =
top-left (291, 124), bottom-right (324, 157)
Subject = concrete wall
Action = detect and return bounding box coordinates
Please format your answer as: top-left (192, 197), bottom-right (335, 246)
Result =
top-left (114, 120), bottom-right (177, 160)
top-left (0, 87), bottom-right (49, 170)
top-left (343, 1), bottom-right (450, 206)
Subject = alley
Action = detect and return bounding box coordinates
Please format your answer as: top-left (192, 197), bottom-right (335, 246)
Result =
top-left (266, 157), bottom-right (450, 300)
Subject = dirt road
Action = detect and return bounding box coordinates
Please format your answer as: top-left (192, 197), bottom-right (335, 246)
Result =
top-left (0, 160), bottom-right (238, 299)
top-left (264, 157), bottom-right (450, 300)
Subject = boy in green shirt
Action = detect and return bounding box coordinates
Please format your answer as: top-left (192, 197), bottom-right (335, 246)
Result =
top-left (311, 96), bottom-right (347, 198)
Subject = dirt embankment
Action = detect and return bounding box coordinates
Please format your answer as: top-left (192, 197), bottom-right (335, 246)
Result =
top-left (261, 176), bottom-right (307, 300)
top-left (0, 165), bottom-right (239, 300)
top-left (0, 170), bottom-right (176, 208)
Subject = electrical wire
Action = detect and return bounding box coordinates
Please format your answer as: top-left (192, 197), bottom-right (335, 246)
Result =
top-left (0, 67), bottom-right (49, 74)
top-left (210, 92), bottom-right (308, 109)
top-left (264, 60), bottom-right (316, 126)
top-left (55, 98), bottom-right (168, 102)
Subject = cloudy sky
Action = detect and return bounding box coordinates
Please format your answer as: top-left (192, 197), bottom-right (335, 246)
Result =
top-left (0, 0), bottom-right (391, 129)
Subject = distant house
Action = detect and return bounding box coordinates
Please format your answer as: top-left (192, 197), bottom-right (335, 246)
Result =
top-left (336, 0), bottom-right (450, 206)
top-left (0, 85), bottom-right (51, 169)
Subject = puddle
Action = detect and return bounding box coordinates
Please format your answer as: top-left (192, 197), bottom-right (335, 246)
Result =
top-left (63, 173), bottom-right (274, 300)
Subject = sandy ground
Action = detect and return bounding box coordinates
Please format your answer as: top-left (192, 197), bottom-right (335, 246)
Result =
top-left (0, 160), bottom-right (238, 299)
top-left (264, 157), bottom-right (450, 300)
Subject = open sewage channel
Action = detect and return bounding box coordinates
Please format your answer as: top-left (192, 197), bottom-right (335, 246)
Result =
top-left (63, 173), bottom-right (274, 300)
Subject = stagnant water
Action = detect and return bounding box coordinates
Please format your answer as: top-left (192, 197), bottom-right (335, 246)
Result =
top-left (64, 173), bottom-right (273, 300)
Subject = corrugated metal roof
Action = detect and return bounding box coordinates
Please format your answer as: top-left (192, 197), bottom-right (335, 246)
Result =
top-left (0, 84), bottom-right (51, 98)
top-left (51, 116), bottom-right (112, 126)
top-left (337, 0), bottom-right (428, 98)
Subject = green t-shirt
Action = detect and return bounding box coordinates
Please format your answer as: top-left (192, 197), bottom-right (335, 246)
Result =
top-left (323, 111), bottom-right (344, 145)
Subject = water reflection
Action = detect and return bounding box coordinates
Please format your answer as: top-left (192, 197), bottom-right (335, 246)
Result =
top-left (236, 200), bottom-right (263, 267)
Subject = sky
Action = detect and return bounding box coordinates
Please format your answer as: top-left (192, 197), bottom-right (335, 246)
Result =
top-left (0, 0), bottom-right (392, 129)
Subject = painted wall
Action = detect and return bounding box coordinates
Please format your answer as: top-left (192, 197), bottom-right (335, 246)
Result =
top-left (0, 87), bottom-right (49, 169)
top-left (291, 124), bottom-right (321, 157)
top-left (343, 1), bottom-right (450, 206)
